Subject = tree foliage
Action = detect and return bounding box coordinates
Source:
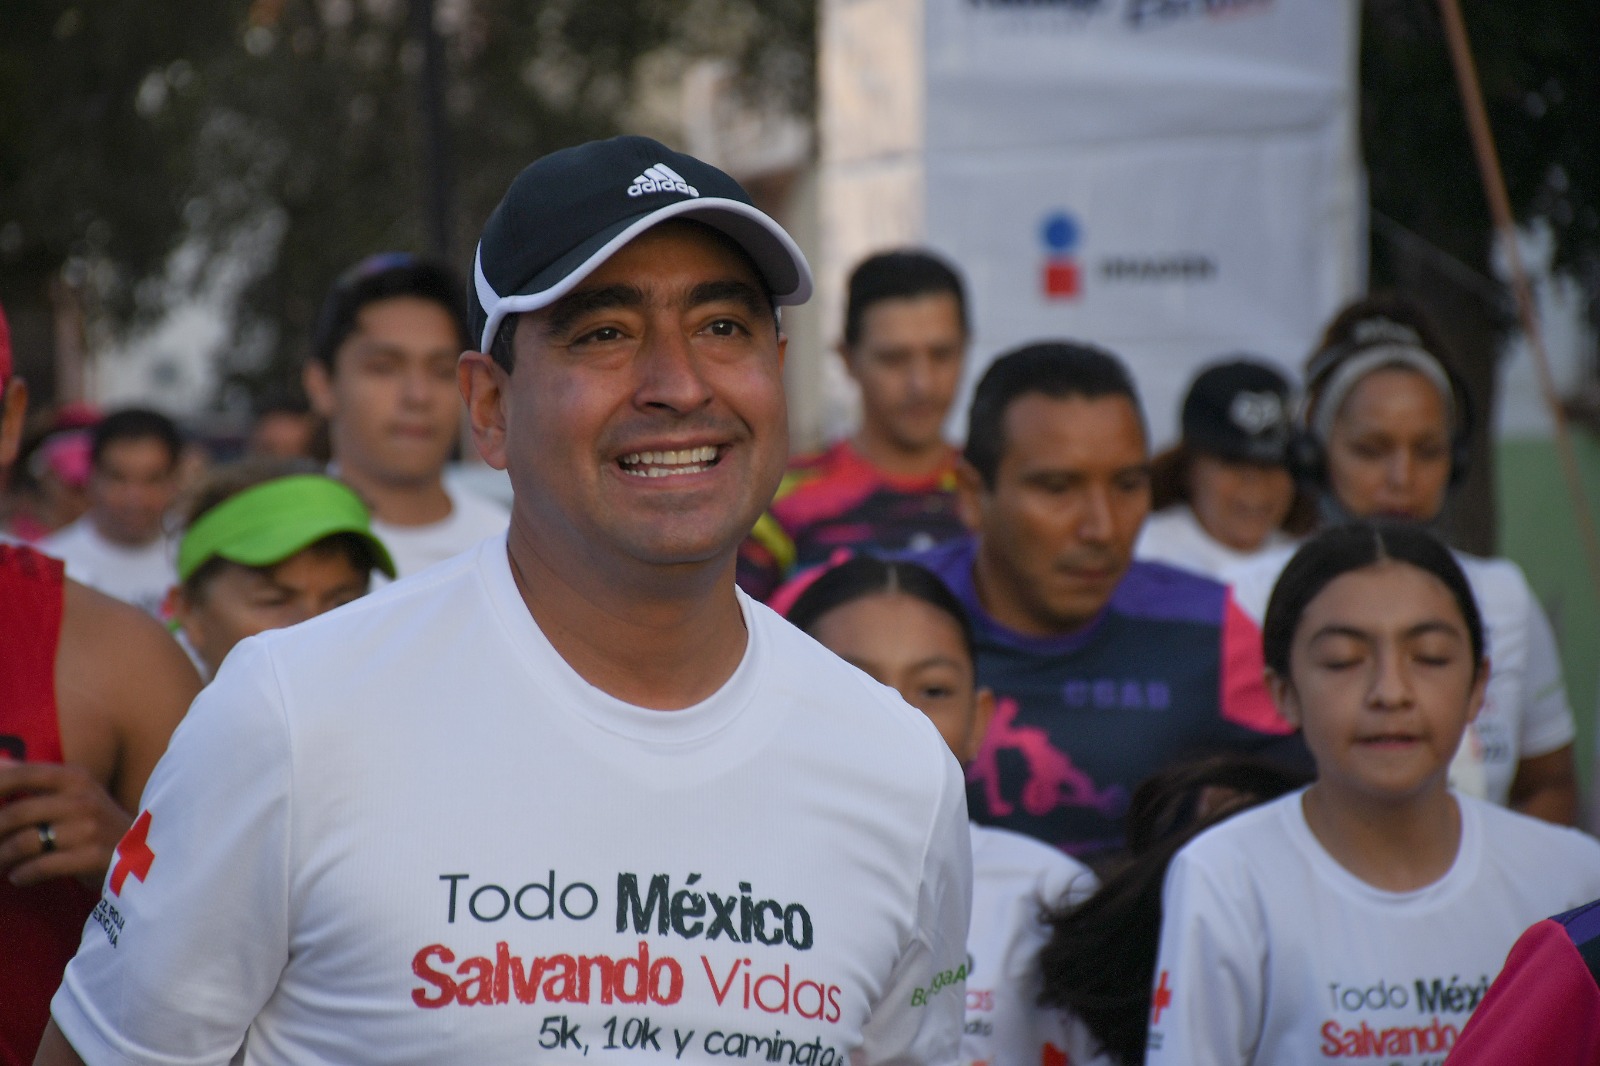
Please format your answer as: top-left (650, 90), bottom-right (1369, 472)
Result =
top-left (0, 0), bottom-right (815, 398)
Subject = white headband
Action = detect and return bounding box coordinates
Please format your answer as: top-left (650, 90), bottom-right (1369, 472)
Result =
top-left (1310, 343), bottom-right (1456, 443)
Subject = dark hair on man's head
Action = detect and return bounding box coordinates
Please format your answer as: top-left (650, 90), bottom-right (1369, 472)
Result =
top-left (309, 254), bottom-right (470, 371)
top-left (1039, 754), bottom-right (1310, 1066)
top-left (1263, 521), bottom-right (1483, 677)
top-left (786, 555), bottom-right (975, 664)
top-left (91, 408), bottom-right (183, 471)
top-left (963, 341), bottom-right (1144, 488)
top-left (843, 249), bottom-right (969, 348)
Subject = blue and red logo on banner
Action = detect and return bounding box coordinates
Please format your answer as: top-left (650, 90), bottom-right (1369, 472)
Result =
top-left (1039, 211), bottom-right (1082, 300)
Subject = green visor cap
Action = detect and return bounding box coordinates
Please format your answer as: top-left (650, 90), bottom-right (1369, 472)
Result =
top-left (177, 474), bottom-right (397, 583)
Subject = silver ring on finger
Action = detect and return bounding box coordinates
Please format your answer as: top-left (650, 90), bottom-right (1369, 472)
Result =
top-left (37, 822), bottom-right (57, 854)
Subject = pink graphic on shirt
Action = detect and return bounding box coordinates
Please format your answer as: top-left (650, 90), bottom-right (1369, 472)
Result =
top-left (968, 697), bottom-right (1125, 818)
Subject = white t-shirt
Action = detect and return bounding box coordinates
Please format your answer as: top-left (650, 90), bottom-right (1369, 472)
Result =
top-left (1146, 790), bottom-right (1600, 1066)
top-left (1226, 547), bottom-right (1575, 805)
top-left (40, 516), bottom-right (175, 616)
top-left (1134, 506), bottom-right (1296, 583)
top-left (371, 479), bottom-right (509, 581)
top-left (964, 824), bottom-right (1101, 1066)
top-left (53, 540), bottom-right (972, 1065)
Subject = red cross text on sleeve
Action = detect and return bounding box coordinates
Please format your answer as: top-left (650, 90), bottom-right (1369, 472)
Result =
top-left (1150, 970), bottom-right (1173, 1025)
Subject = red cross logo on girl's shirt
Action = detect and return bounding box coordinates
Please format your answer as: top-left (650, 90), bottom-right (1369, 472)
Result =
top-left (110, 809), bottom-right (155, 895)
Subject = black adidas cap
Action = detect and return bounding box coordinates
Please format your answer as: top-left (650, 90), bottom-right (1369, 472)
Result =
top-left (1182, 358), bottom-right (1294, 465)
top-left (470, 135), bottom-right (814, 352)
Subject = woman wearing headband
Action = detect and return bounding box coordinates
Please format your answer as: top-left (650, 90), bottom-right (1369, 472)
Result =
top-left (1227, 294), bottom-right (1578, 824)
top-left (166, 462), bottom-right (395, 678)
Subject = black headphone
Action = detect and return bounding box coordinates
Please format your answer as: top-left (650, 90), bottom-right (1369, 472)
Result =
top-left (1290, 319), bottom-right (1474, 491)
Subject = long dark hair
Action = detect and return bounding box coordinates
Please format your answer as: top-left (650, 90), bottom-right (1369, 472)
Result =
top-left (1038, 755), bottom-right (1310, 1065)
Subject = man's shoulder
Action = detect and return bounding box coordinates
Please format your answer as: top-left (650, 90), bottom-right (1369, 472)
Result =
top-left (970, 822), bottom-right (1096, 899)
top-left (749, 597), bottom-right (958, 767)
top-left (1109, 559), bottom-right (1230, 627)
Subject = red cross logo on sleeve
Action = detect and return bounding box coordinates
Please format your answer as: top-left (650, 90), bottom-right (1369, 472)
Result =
top-left (1151, 969), bottom-right (1173, 1024)
top-left (110, 810), bottom-right (156, 895)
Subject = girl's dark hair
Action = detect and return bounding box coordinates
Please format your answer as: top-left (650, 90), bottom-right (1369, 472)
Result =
top-left (1262, 521), bottom-right (1484, 677)
top-left (785, 556), bottom-right (975, 663)
top-left (1039, 755), bottom-right (1311, 1065)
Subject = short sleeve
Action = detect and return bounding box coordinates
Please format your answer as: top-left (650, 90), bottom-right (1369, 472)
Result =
top-left (1145, 847), bottom-right (1265, 1066)
top-left (51, 639), bottom-right (293, 1066)
top-left (856, 752), bottom-right (973, 1066)
top-left (1515, 591), bottom-right (1576, 758)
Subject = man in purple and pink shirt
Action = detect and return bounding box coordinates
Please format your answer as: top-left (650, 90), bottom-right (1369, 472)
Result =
top-left (911, 341), bottom-right (1308, 864)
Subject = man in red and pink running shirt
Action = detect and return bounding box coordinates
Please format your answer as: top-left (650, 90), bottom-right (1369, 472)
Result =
top-left (738, 249), bottom-right (970, 600)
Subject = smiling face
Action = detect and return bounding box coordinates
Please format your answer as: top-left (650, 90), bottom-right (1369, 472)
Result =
top-left (1187, 452), bottom-right (1295, 553)
top-left (844, 292), bottom-right (966, 460)
top-left (305, 295), bottom-right (464, 490)
top-left (1270, 560), bottom-right (1486, 808)
top-left (468, 221), bottom-right (788, 574)
top-left (1324, 368), bottom-right (1454, 522)
top-left (807, 591), bottom-right (993, 764)
top-left (959, 392), bottom-right (1150, 636)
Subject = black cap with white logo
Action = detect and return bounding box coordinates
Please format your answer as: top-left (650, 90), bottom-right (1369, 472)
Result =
top-left (470, 135), bottom-right (814, 352)
top-left (1181, 358), bottom-right (1294, 465)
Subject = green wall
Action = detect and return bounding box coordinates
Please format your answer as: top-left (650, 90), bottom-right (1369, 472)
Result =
top-left (1497, 435), bottom-right (1600, 800)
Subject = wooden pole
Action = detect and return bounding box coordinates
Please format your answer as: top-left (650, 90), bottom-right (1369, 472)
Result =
top-left (1435, 0), bottom-right (1600, 603)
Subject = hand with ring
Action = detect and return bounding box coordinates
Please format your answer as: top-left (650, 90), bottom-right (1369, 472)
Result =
top-left (0, 760), bottom-right (133, 889)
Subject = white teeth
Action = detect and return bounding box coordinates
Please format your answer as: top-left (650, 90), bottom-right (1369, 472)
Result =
top-left (619, 445), bottom-right (719, 477)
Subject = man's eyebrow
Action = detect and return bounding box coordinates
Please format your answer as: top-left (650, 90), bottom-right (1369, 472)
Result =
top-left (688, 279), bottom-right (772, 320)
top-left (543, 284), bottom-right (645, 337)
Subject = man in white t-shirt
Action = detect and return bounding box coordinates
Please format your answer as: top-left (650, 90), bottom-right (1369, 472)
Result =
top-left (40, 136), bottom-right (972, 1066)
top-left (303, 253), bottom-right (507, 579)
top-left (40, 408), bottom-right (182, 616)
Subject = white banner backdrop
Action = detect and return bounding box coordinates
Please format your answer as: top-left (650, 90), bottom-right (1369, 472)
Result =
top-left (818, 0), bottom-right (1364, 445)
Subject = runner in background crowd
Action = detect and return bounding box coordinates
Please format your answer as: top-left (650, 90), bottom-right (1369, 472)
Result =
top-left (0, 299), bottom-right (201, 1066)
top-left (1227, 294), bottom-right (1578, 823)
top-left (1148, 522), bottom-right (1600, 1066)
top-left (1136, 358), bottom-right (1315, 579)
top-left (40, 408), bottom-right (182, 616)
top-left (1039, 755), bottom-right (1309, 1066)
top-left (165, 461), bottom-right (395, 679)
top-left (738, 249), bottom-right (970, 599)
top-left (304, 253), bottom-right (506, 579)
top-left (788, 556), bottom-right (1099, 1066)
top-left (909, 341), bottom-right (1308, 864)
top-left (2, 408), bottom-right (96, 543)
top-left (245, 391), bottom-right (318, 461)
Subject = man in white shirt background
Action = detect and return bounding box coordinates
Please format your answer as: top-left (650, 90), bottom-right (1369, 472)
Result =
top-left (41, 408), bottom-right (181, 616)
top-left (303, 252), bottom-right (507, 578)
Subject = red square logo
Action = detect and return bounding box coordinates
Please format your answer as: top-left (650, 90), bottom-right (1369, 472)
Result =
top-left (1043, 261), bottom-right (1081, 299)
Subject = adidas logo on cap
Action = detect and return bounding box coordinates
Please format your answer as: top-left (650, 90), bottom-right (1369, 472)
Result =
top-left (628, 163), bottom-right (698, 199)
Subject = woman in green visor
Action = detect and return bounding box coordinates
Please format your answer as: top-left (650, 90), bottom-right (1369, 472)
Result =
top-left (166, 462), bottom-right (395, 678)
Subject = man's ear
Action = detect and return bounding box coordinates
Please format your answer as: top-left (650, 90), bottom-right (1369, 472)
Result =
top-left (0, 377), bottom-right (28, 471)
top-left (459, 352), bottom-right (510, 471)
top-left (1266, 669), bottom-right (1301, 730)
top-left (303, 360), bottom-right (337, 420)
top-left (954, 459), bottom-right (987, 534)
